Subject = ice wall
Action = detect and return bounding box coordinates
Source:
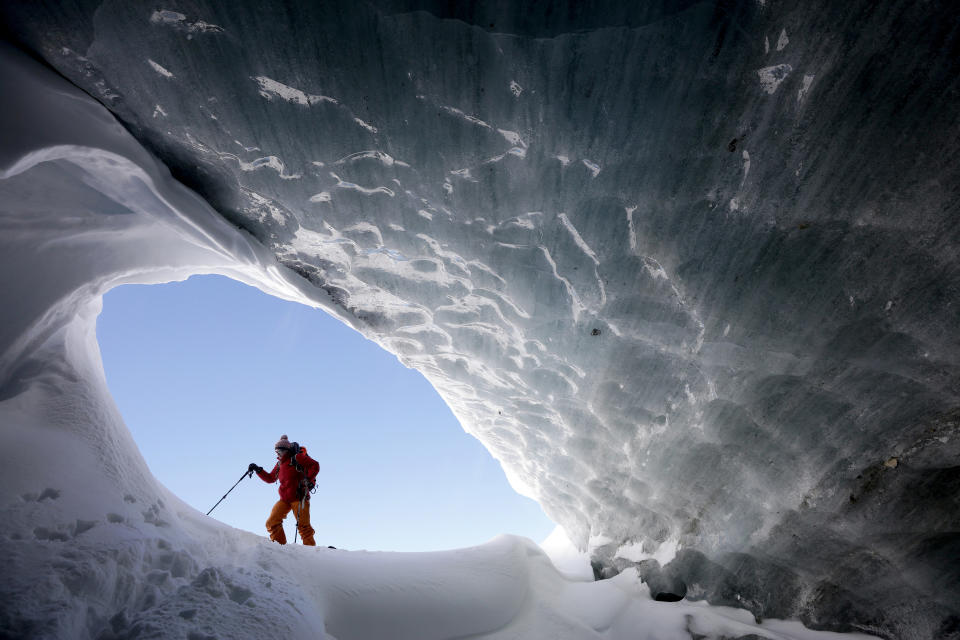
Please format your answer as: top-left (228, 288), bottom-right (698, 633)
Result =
top-left (1, 0), bottom-right (959, 637)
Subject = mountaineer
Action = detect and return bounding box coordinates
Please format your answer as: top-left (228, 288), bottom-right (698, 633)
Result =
top-left (249, 435), bottom-right (319, 546)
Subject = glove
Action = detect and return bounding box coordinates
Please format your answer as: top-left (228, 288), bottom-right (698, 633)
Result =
top-left (291, 442), bottom-right (300, 454)
top-left (248, 463), bottom-right (261, 474)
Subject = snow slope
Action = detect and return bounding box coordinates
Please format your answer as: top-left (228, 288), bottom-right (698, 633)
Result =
top-left (0, 42), bottom-right (886, 640)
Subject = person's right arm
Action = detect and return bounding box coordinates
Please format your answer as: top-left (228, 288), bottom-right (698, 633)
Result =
top-left (251, 462), bottom-right (279, 483)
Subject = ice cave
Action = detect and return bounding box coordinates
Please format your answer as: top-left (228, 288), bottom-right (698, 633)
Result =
top-left (0, 1), bottom-right (958, 639)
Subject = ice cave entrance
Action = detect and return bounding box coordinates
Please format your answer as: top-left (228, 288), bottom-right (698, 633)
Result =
top-left (95, 274), bottom-right (554, 552)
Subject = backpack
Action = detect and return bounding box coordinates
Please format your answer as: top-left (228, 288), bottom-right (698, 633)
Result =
top-left (293, 445), bottom-right (318, 499)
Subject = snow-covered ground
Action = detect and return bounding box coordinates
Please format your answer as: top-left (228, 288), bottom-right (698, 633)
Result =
top-left (1, 465), bottom-right (882, 640)
top-left (0, 38), bottom-right (887, 640)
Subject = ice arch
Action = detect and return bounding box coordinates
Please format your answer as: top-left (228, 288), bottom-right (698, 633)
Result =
top-left (2, 0), bottom-right (960, 636)
top-left (0, 45), bottom-right (549, 640)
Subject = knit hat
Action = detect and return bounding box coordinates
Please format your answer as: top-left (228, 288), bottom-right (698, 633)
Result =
top-left (275, 435), bottom-right (293, 451)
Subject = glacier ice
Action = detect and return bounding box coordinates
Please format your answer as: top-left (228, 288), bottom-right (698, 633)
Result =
top-left (1, 0), bottom-right (959, 637)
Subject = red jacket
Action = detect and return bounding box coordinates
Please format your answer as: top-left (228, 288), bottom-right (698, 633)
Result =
top-left (257, 448), bottom-right (319, 502)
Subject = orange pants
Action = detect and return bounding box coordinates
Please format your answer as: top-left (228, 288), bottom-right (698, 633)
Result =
top-left (266, 499), bottom-right (316, 546)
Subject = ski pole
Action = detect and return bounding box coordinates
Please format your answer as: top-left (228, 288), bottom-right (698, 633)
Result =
top-left (294, 482), bottom-right (306, 543)
top-left (206, 468), bottom-right (254, 516)
top-left (292, 459), bottom-right (305, 544)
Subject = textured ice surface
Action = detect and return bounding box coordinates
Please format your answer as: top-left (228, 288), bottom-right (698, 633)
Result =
top-left (1, 0), bottom-right (959, 637)
top-left (0, 42), bottom-right (886, 640)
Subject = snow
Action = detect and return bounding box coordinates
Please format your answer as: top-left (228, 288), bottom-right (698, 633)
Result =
top-left (255, 77), bottom-right (309, 105)
top-left (149, 9), bottom-right (224, 34)
top-left (776, 29), bottom-right (790, 51)
top-left (334, 150), bottom-right (408, 168)
top-left (440, 105), bottom-right (492, 129)
top-left (353, 117), bottom-right (379, 134)
top-left (798, 74), bottom-right (815, 104)
top-left (330, 172), bottom-right (395, 197)
top-left (756, 64), bottom-right (793, 94)
top-left (147, 59), bottom-right (174, 78)
top-left (0, 41), bottom-right (886, 640)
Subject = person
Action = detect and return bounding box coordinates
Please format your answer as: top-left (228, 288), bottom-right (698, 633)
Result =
top-left (248, 435), bottom-right (319, 546)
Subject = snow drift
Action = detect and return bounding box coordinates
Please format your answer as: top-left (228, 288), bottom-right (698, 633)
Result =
top-left (1, 0), bottom-right (959, 637)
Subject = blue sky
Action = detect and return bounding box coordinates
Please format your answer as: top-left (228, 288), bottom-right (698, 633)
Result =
top-left (96, 274), bottom-right (555, 551)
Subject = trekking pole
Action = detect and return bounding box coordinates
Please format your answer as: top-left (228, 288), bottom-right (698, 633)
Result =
top-left (206, 468), bottom-right (254, 516)
top-left (292, 459), bottom-right (305, 543)
top-left (293, 480), bottom-right (307, 543)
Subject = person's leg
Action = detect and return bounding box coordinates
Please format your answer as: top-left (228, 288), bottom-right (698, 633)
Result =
top-left (265, 500), bottom-right (292, 544)
top-left (292, 499), bottom-right (316, 546)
